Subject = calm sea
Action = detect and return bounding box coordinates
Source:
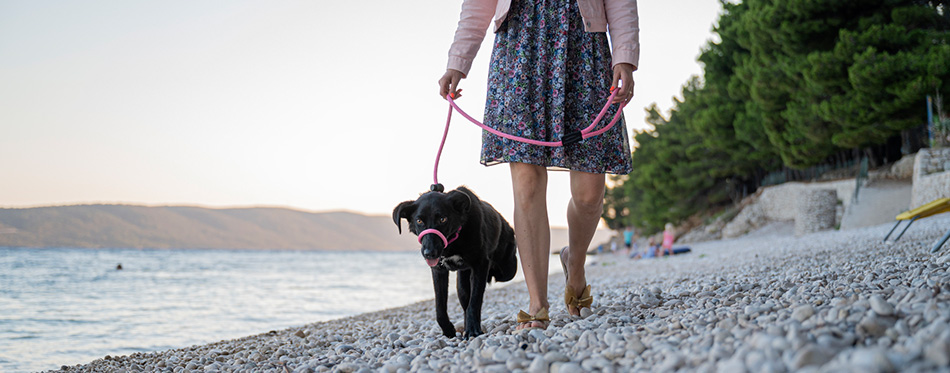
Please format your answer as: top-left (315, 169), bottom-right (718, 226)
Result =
top-left (0, 247), bottom-right (449, 373)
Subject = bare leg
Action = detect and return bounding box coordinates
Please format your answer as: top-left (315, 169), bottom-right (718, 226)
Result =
top-left (564, 170), bottom-right (605, 316)
top-left (510, 162), bottom-right (550, 329)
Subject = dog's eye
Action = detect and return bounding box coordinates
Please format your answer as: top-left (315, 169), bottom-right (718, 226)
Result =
top-left (439, 217), bottom-right (447, 224)
top-left (416, 219), bottom-right (424, 226)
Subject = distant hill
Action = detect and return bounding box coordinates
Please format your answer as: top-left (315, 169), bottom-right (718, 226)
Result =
top-left (0, 204), bottom-right (615, 252)
top-left (0, 205), bottom-right (420, 251)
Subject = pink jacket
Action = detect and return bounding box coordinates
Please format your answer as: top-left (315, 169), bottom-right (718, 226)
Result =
top-left (447, 0), bottom-right (640, 76)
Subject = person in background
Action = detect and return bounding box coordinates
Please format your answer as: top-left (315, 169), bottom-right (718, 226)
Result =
top-left (661, 222), bottom-right (675, 257)
top-left (623, 227), bottom-right (634, 251)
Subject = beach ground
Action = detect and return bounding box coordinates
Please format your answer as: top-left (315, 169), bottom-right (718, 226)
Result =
top-left (51, 215), bottom-right (950, 372)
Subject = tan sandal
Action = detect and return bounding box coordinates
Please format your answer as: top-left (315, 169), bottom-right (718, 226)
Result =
top-left (560, 247), bottom-right (593, 314)
top-left (516, 307), bottom-right (550, 330)
top-left (564, 284), bottom-right (593, 310)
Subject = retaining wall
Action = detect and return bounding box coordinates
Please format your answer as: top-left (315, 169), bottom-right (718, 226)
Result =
top-left (756, 180), bottom-right (855, 220)
top-left (722, 180), bottom-right (852, 238)
top-left (912, 149), bottom-right (950, 207)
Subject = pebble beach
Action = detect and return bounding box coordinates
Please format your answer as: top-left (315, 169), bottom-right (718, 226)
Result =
top-left (50, 216), bottom-right (950, 373)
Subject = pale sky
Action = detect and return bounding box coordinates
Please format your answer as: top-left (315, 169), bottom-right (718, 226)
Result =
top-left (0, 0), bottom-right (722, 228)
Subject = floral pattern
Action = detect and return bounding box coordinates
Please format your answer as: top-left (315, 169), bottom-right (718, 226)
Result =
top-left (480, 0), bottom-right (632, 175)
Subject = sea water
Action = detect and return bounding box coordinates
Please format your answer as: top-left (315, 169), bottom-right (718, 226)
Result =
top-left (0, 248), bottom-right (445, 372)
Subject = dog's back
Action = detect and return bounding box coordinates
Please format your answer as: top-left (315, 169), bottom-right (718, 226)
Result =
top-left (456, 186), bottom-right (518, 284)
top-left (489, 222), bottom-right (517, 282)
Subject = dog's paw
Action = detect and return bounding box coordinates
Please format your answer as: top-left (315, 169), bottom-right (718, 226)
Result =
top-left (462, 326), bottom-right (483, 340)
top-left (440, 327), bottom-right (457, 339)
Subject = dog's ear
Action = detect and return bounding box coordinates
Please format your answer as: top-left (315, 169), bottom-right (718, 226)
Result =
top-left (447, 190), bottom-right (471, 215)
top-left (392, 201), bottom-right (416, 234)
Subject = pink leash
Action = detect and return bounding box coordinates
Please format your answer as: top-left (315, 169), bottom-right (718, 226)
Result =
top-left (431, 88), bottom-right (625, 190)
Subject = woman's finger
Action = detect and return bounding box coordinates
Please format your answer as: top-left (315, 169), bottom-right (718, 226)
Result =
top-left (611, 70), bottom-right (622, 97)
top-left (450, 74), bottom-right (462, 98)
top-left (439, 75), bottom-right (450, 99)
top-left (622, 79), bottom-right (634, 103)
top-left (439, 70), bottom-right (466, 99)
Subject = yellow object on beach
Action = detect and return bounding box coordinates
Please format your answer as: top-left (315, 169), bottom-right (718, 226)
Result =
top-left (883, 197), bottom-right (950, 253)
top-left (895, 198), bottom-right (950, 220)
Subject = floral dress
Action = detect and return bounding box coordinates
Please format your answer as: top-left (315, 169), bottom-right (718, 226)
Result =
top-left (480, 0), bottom-right (633, 175)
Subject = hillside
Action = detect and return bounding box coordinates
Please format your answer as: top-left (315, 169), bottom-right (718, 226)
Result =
top-left (0, 205), bottom-right (611, 251)
top-left (0, 205), bottom-right (420, 251)
top-left (0, 204), bottom-right (611, 251)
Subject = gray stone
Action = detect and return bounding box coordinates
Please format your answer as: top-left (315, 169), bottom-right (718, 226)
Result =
top-left (850, 348), bottom-right (895, 372)
top-left (543, 351), bottom-right (570, 363)
top-left (869, 295), bottom-right (895, 316)
top-left (924, 340), bottom-right (950, 366)
top-left (792, 305), bottom-right (815, 322)
top-left (656, 353), bottom-right (684, 371)
top-left (335, 344), bottom-right (356, 354)
top-left (857, 316), bottom-right (892, 338)
top-left (528, 329), bottom-right (547, 342)
top-left (491, 348), bottom-right (511, 362)
top-left (792, 345), bottom-right (836, 369)
top-left (527, 356), bottom-right (548, 373)
top-left (580, 308), bottom-right (593, 318)
top-left (716, 356), bottom-right (747, 373)
top-left (551, 362), bottom-right (583, 373)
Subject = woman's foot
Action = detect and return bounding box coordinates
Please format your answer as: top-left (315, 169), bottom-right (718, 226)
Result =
top-left (515, 307), bottom-right (549, 330)
top-left (560, 247), bottom-right (592, 316)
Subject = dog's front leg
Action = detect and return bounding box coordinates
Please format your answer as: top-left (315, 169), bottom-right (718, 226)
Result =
top-left (431, 268), bottom-right (456, 338)
top-left (463, 266), bottom-right (488, 339)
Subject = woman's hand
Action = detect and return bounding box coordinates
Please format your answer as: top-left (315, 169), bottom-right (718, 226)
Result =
top-left (611, 63), bottom-right (635, 104)
top-left (438, 69), bottom-right (466, 100)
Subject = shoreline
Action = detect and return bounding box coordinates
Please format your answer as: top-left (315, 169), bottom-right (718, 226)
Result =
top-left (50, 216), bottom-right (950, 372)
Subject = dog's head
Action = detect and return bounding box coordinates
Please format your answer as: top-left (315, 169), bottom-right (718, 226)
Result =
top-left (393, 189), bottom-right (472, 267)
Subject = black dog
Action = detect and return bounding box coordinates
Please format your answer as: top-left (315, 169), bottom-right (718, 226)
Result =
top-left (393, 186), bottom-right (517, 339)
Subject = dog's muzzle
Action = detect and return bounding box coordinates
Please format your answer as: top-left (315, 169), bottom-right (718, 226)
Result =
top-left (418, 228), bottom-right (461, 267)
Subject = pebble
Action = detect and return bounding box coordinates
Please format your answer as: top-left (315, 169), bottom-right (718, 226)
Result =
top-left (792, 305), bottom-right (815, 322)
top-left (580, 308), bottom-right (593, 318)
top-left (551, 361), bottom-right (583, 373)
top-left (924, 339), bottom-right (950, 366)
top-left (870, 295), bottom-right (895, 316)
top-left (543, 351), bottom-right (570, 363)
top-left (527, 356), bottom-right (547, 373)
top-left (792, 345), bottom-right (835, 369)
top-left (44, 216), bottom-right (950, 372)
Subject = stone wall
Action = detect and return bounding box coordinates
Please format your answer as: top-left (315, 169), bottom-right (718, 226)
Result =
top-left (716, 149), bottom-right (950, 239)
top-left (756, 180), bottom-right (855, 220)
top-left (722, 180), bottom-right (852, 238)
top-left (795, 189), bottom-right (837, 236)
top-left (912, 148), bottom-right (950, 207)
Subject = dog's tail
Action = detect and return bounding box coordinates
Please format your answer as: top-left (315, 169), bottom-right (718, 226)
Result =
top-left (489, 225), bottom-right (518, 283)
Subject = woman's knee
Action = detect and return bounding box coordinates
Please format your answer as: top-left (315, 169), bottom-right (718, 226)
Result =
top-left (510, 163), bottom-right (547, 203)
top-left (570, 173), bottom-right (605, 212)
top-left (572, 192), bottom-right (604, 214)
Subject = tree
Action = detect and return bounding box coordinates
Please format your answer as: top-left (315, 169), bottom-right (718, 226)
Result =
top-left (603, 0), bottom-right (950, 232)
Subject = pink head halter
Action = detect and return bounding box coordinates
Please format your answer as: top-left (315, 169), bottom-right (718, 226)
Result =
top-left (418, 228), bottom-right (461, 248)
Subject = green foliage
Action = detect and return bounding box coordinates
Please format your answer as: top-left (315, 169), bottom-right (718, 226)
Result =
top-left (604, 0), bottom-right (950, 232)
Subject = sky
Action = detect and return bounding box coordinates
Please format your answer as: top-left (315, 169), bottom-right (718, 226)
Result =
top-left (0, 0), bottom-right (723, 228)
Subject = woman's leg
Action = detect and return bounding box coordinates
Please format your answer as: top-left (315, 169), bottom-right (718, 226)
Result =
top-left (510, 162), bottom-right (550, 329)
top-left (564, 170), bottom-right (605, 315)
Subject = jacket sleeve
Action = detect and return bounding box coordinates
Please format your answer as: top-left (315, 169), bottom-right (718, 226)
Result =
top-left (605, 0), bottom-right (640, 70)
top-left (447, 0), bottom-right (498, 76)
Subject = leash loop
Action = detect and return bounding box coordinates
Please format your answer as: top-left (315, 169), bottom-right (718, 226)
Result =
top-left (431, 88), bottom-right (626, 187)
